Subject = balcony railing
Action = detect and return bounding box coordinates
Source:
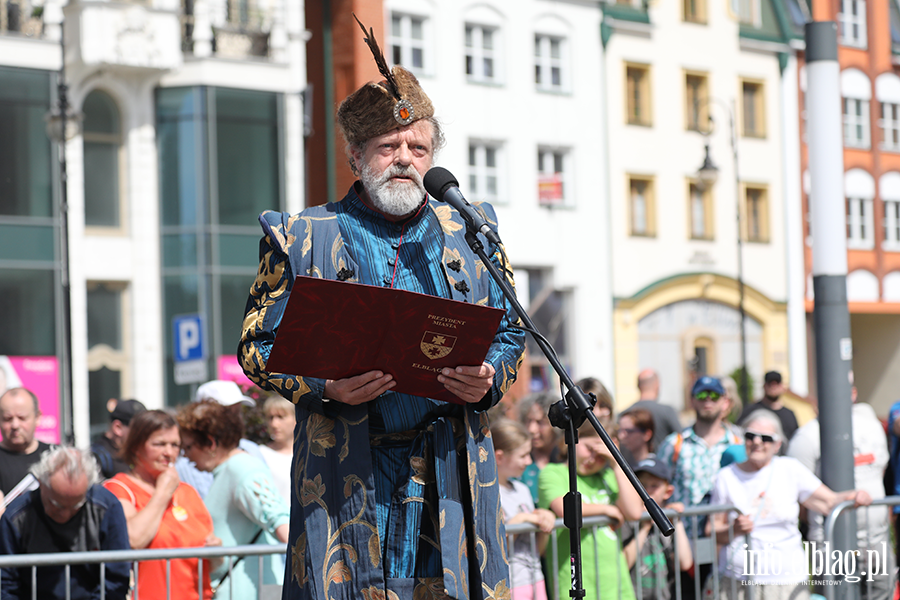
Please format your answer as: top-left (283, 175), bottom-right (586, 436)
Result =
top-left (1, 0), bottom-right (43, 37)
top-left (182, 0), bottom-right (281, 60)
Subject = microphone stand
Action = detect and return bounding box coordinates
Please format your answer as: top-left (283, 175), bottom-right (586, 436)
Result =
top-left (463, 230), bottom-right (674, 598)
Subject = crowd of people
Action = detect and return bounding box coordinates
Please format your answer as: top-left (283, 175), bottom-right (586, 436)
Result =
top-left (0, 369), bottom-right (895, 600)
top-left (0, 380), bottom-right (291, 600)
top-left (488, 368), bottom-right (890, 600)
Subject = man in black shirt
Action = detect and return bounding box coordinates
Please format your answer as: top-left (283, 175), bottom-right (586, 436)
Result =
top-left (90, 398), bottom-right (146, 479)
top-left (0, 388), bottom-right (51, 497)
top-left (738, 370), bottom-right (799, 451)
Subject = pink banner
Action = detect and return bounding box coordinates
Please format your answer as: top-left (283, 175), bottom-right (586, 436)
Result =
top-left (217, 355), bottom-right (254, 388)
top-left (0, 356), bottom-right (60, 444)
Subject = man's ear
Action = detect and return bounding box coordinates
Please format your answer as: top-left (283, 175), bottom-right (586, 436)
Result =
top-left (111, 420), bottom-right (126, 437)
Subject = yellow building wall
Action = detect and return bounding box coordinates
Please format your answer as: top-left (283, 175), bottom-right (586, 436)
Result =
top-left (613, 274), bottom-right (789, 413)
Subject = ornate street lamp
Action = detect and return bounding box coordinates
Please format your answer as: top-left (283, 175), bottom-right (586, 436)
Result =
top-left (695, 101), bottom-right (749, 406)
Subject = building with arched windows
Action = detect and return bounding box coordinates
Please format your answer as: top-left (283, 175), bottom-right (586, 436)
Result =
top-left (792, 0), bottom-right (900, 414)
top-left (0, 0), bottom-right (307, 445)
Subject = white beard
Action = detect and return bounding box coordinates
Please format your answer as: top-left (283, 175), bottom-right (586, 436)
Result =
top-left (359, 162), bottom-right (427, 216)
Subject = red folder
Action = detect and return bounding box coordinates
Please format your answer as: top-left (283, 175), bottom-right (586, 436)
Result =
top-left (265, 276), bottom-right (505, 404)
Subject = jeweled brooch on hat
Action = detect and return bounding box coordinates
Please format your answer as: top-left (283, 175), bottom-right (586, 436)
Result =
top-left (393, 99), bottom-right (414, 125)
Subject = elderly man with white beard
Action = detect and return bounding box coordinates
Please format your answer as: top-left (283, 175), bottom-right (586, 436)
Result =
top-left (238, 18), bottom-right (525, 600)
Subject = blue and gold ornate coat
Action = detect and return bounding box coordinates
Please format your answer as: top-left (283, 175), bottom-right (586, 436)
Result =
top-left (238, 185), bottom-right (525, 600)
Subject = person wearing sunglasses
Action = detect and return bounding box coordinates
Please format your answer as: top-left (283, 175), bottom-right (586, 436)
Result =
top-left (708, 410), bottom-right (872, 599)
top-left (0, 446), bottom-right (132, 599)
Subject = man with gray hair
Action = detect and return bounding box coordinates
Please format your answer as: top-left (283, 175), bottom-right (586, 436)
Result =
top-left (0, 446), bottom-right (130, 600)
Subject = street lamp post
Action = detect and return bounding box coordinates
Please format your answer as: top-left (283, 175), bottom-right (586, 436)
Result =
top-left (695, 99), bottom-right (749, 406)
top-left (45, 19), bottom-right (78, 444)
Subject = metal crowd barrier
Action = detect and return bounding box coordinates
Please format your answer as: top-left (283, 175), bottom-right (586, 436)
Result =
top-left (4, 498), bottom-right (897, 600)
top-left (822, 495), bottom-right (900, 600)
top-left (505, 503), bottom-right (743, 600)
top-left (0, 543), bottom-right (287, 600)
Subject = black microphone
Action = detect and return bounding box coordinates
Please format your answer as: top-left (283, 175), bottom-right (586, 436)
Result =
top-left (424, 167), bottom-right (502, 246)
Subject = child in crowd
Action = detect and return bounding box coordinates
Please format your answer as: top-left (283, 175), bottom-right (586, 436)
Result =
top-left (492, 418), bottom-right (557, 600)
top-left (539, 419), bottom-right (644, 600)
top-left (622, 456), bottom-right (693, 600)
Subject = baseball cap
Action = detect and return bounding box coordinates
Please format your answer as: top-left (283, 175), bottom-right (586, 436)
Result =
top-left (634, 455), bottom-right (671, 482)
top-left (764, 371), bottom-right (782, 384)
top-left (691, 376), bottom-right (725, 397)
top-left (109, 399), bottom-right (147, 425)
top-left (194, 380), bottom-right (255, 407)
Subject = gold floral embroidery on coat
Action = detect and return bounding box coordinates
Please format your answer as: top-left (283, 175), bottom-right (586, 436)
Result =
top-left (413, 578), bottom-right (451, 599)
top-left (482, 579), bottom-right (512, 600)
top-left (361, 586), bottom-right (401, 600)
top-left (291, 531), bottom-right (308, 585)
top-left (307, 413), bottom-right (336, 457)
top-left (433, 205), bottom-right (464, 235)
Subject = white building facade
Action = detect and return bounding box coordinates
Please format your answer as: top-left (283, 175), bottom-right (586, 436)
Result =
top-left (382, 0), bottom-right (616, 393)
top-left (0, 0), bottom-right (307, 446)
top-left (602, 0), bottom-right (803, 411)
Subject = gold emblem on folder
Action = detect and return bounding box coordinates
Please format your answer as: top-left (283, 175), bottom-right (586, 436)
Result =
top-left (420, 332), bottom-right (457, 360)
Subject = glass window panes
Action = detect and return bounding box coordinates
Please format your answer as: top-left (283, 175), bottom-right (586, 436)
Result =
top-left (468, 142), bottom-right (501, 201)
top-left (89, 368), bottom-right (121, 437)
top-left (83, 90), bottom-right (123, 228)
top-left (884, 200), bottom-right (900, 247)
top-left (840, 0), bottom-right (867, 47)
top-left (843, 97), bottom-right (871, 148)
top-left (535, 35), bottom-right (565, 92)
top-left (0, 67), bottom-right (52, 218)
top-left (847, 197), bottom-right (874, 248)
top-left (87, 284), bottom-right (122, 349)
top-left (0, 268), bottom-right (56, 355)
top-left (215, 89), bottom-right (281, 226)
top-left (83, 141), bottom-right (121, 227)
top-left (83, 92), bottom-right (120, 135)
top-left (465, 24), bottom-right (497, 83)
top-left (881, 102), bottom-right (900, 151)
top-left (390, 13), bottom-right (426, 73)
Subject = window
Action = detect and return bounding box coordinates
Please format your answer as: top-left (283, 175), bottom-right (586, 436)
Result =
top-left (468, 142), bottom-right (501, 202)
top-left (685, 72), bottom-right (709, 131)
top-left (390, 13), bottom-right (426, 73)
top-left (87, 282), bottom-right (128, 437)
top-left (157, 86), bottom-right (282, 404)
top-left (689, 181), bottom-right (714, 239)
top-left (882, 172), bottom-right (900, 250)
top-left (732, 0), bottom-right (759, 24)
top-left (0, 67), bottom-right (53, 218)
top-left (626, 64), bottom-right (652, 126)
top-left (517, 268), bottom-right (571, 392)
top-left (884, 200), bottom-right (900, 249)
top-left (743, 185), bottom-right (769, 242)
top-left (83, 90), bottom-right (124, 229)
top-left (847, 197), bottom-right (874, 248)
top-left (741, 80), bottom-right (765, 137)
top-left (466, 24), bottom-right (498, 83)
top-left (537, 148), bottom-right (570, 207)
top-left (535, 34), bottom-right (566, 92)
top-left (629, 176), bottom-right (655, 236)
top-left (684, 0), bottom-right (707, 22)
top-left (839, 0), bottom-right (867, 48)
top-left (843, 97), bottom-right (871, 148)
top-left (881, 102), bottom-right (900, 151)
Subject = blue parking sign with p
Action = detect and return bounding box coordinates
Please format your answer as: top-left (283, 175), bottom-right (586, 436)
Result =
top-left (173, 314), bottom-right (205, 362)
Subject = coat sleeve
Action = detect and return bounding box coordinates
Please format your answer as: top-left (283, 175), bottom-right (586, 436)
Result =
top-left (471, 203), bottom-right (526, 411)
top-left (99, 492), bottom-right (132, 600)
top-left (237, 211), bottom-right (339, 417)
